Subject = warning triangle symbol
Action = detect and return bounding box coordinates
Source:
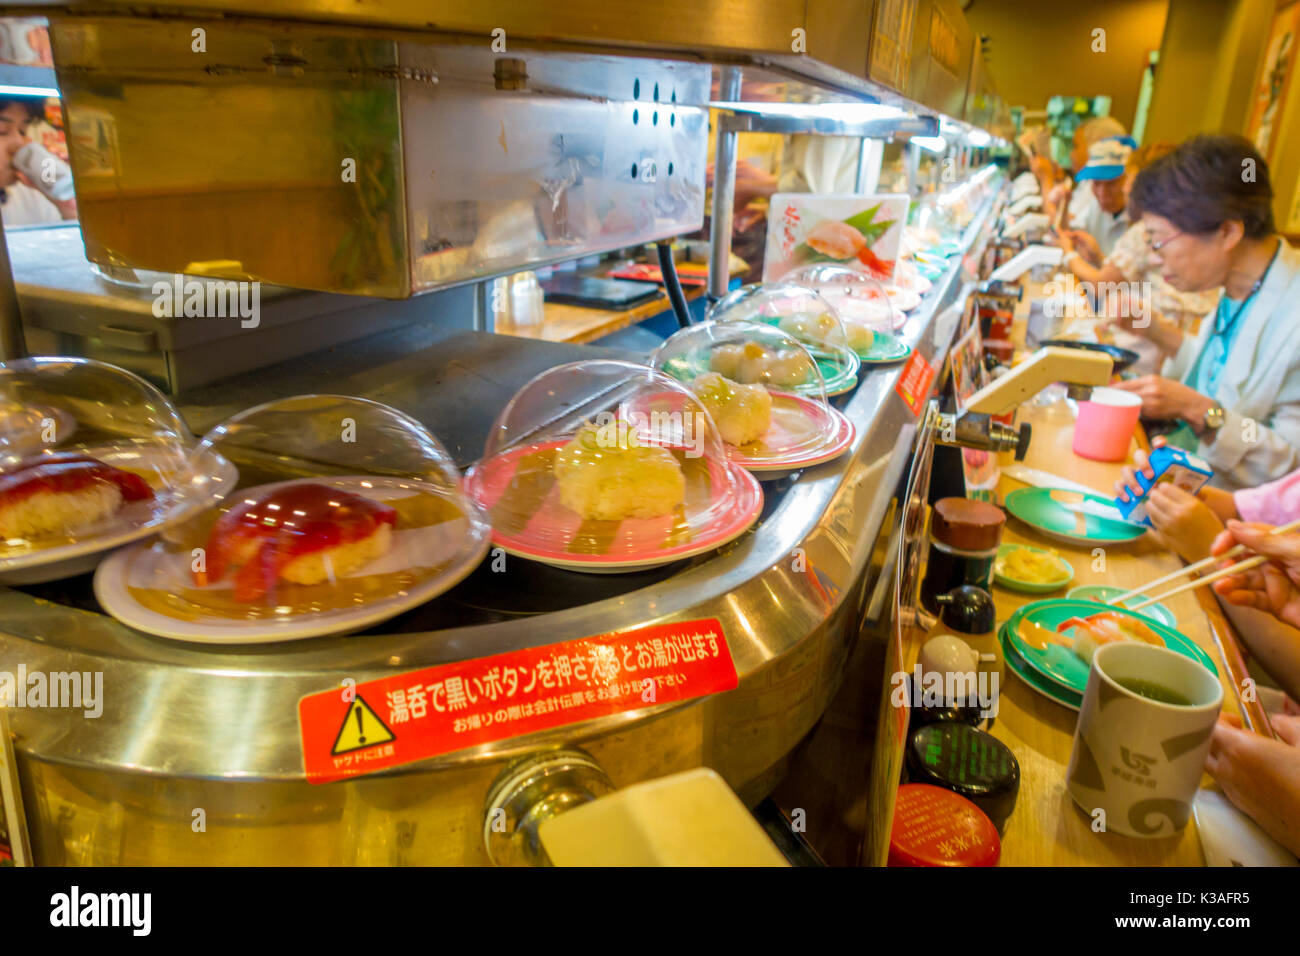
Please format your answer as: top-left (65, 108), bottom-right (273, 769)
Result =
top-left (331, 695), bottom-right (396, 755)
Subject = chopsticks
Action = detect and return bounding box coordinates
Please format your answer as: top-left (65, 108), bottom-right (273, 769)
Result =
top-left (1111, 516), bottom-right (1300, 607)
top-left (1127, 554), bottom-right (1268, 611)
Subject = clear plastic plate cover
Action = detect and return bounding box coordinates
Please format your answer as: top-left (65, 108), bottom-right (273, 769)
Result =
top-left (783, 263), bottom-right (902, 335)
top-left (0, 356), bottom-right (224, 563)
top-left (463, 360), bottom-right (762, 570)
top-left (703, 282), bottom-right (861, 394)
top-left (96, 394), bottom-right (491, 636)
top-left (651, 321), bottom-right (853, 473)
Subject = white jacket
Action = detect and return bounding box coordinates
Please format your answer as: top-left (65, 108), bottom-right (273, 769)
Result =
top-left (1162, 238), bottom-right (1300, 491)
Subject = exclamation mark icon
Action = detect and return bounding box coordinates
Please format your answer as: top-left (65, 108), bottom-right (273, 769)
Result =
top-left (354, 703), bottom-right (366, 745)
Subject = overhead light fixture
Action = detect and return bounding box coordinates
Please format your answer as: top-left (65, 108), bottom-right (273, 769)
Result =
top-left (710, 101), bottom-right (910, 123)
top-left (911, 136), bottom-right (947, 153)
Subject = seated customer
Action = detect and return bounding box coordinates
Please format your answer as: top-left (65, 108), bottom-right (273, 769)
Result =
top-left (1056, 141), bottom-right (1219, 374)
top-left (1108, 135), bottom-right (1300, 491)
top-left (1055, 136), bottom-right (1134, 263)
top-left (1203, 522), bottom-right (1300, 858)
top-left (1043, 115), bottom-right (1127, 225)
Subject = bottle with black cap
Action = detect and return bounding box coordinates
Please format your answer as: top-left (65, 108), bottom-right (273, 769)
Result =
top-left (934, 585), bottom-right (1003, 694)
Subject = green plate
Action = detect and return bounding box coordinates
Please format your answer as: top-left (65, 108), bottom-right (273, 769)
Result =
top-left (1004, 486), bottom-right (1147, 545)
top-left (993, 543), bottom-right (1073, 593)
top-left (856, 330), bottom-right (911, 364)
top-left (1065, 585), bottom-right (1176, 629)
top-left (661, 343), bottom-right (860, 398)
top-left (1003, 598), bottom-right (1217, 697)
top-left (999, 624), bottom-right (1082, 711)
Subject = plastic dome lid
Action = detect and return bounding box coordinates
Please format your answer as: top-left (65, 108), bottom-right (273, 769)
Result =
top-left (0, 357), bottom-right (224, 577)
top-left (93, 394), bottom-right (490, 642)
top-left (783, 263), bottom-right (902, 334)
top-left (650, 321), bottom-right (855, 475)
top-left (464, 360), bottom-right (762, 571)
top-left (703, 284), bottom-right (861, 396)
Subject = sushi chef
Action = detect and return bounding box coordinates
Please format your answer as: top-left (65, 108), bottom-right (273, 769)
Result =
top-left (1108, 135), bottom-right (1300, 491)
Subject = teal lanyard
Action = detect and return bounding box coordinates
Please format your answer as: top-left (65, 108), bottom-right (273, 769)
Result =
top-left (1198, 242), bottom-right (1281, 396)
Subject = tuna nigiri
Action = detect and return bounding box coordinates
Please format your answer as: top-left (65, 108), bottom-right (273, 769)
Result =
top-left (195, 482), bottom-right (396, 603)
top-left (0, 452), bottom-right (154, 539)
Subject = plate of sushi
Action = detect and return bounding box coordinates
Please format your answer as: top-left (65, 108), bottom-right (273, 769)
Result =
top-left (0, 445), bottom-right (237, 585)
top-left (1001, 598), bottom-right (1217, 698)
top-left (690, 374), bottom-right (855, 476)
top-left (699, 329), bottom-right (861, 397)
top-left (95, 475), bottom-right (492, 642)
top-left (998, 623), bottom-right (1083, 710)
top-left (464, 419), bottom-right (763, 573)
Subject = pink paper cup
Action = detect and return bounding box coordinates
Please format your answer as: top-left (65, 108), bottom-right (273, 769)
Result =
top-left (1073, 387), bottom-right (1142, 462)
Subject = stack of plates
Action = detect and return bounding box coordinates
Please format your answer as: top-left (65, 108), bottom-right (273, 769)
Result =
top-left (998, 599), bottom-right (1217, 711)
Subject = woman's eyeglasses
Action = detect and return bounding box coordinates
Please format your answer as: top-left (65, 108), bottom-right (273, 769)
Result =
top-left (1147, 231), bottom-right (1186, 253)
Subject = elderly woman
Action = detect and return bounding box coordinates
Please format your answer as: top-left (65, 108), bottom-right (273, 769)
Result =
top-left (1109, 135), bottom-right (1300, 491)
top-left (1055, 141), bottom-right (1219, 374)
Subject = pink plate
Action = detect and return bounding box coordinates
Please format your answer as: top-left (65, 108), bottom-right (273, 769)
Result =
top-left (464, 443), bottom-right (763, 572)
top-left (727, 392), bottom-right (856, 473)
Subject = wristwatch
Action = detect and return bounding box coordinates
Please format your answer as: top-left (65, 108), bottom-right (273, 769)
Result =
top-left (1203, 402), bottom-right (1226, 432)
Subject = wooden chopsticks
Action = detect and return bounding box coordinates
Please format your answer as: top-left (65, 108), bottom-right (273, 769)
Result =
top-left (1111, 516), bottom-right (1300, 608)
top-left (1127, 554), bottom-right (1268, 611)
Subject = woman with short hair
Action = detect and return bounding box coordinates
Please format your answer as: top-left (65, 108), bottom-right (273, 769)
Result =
top-left (1111, 134), bottom-right (1300, 490)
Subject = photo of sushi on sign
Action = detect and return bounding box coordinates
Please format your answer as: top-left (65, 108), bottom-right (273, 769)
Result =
top-left (763, 193), bottom-right (909, 286)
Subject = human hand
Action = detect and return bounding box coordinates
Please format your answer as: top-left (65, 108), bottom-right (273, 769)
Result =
top-left (1205, 713), bottom-right (1300, 858)
top-left (1210, 521), bottom-right (1300, 629)
top-left (1064, 230), bottom-right (1102, 266)
top-left (1115, 436), bottom-right (1164, 502)
top-left (1146, 483), bottom-right (1226, 563)
top-left (1110, 375), bottom-right (1213, 424)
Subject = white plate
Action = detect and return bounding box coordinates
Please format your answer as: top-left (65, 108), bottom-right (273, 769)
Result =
top-left (0, 444), bottom-right (236, 585)
top-left (95, 476), bottom-right (491, 643)
top-left (885, 287), bottom-right (922, 313)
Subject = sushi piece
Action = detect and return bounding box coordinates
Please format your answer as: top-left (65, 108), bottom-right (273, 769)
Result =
top-left (692, 372), bottom-right (772, 446)
top-left (842, 321), bottom-right (875, 353)
top-left (778, 312), bottom-right (838, 345)
top-left (805, 220), bottom-right (866, 260)
top-left (0, 451), bottom-right (154, 539)
top-left (711, 341), bottom-right (812, 388)
top-left (708, 343), bottom-right (747, 379)
top-left (553, 421), bottom-right (685, 521)
top-left (765, 348), bottom-right (814, 387)
top-left (195, 482), bottom-right (397, 603)
top-left (1059, 611), bottom-right (1165, 664)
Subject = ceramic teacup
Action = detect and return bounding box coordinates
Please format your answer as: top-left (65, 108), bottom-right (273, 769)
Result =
top-left (1066, 642), bottom-right (1222, 837)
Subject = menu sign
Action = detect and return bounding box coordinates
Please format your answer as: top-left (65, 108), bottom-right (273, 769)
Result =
top-left (298, 618), bottom-right (738, 784)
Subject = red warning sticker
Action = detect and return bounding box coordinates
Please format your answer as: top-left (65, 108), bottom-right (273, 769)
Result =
top-left (894, 349), bottom-right (936, 416)
top-left (298, 618), bottom-right (737, 784)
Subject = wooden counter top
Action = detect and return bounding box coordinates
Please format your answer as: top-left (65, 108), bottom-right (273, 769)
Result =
top-left (498, 284), bottom-right (701, 345)
top-left (981, 401), bottom-right (1240, 865)
top-left (912, 281), bottom-right (1246, 865)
